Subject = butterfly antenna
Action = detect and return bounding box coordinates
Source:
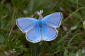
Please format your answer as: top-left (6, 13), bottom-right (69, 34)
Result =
top-left (37, 10), bottom-right (43, 19)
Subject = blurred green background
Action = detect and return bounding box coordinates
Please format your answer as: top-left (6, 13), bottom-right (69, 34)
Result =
top-left (0, 0), bottom-right (85, 56)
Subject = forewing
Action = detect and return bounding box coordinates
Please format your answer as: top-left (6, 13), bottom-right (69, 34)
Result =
top-left (42, 12), bottom-right (63, 28)
top-left (26, 22), bottom-right (41, 43)
top-left (16, 17), bottom-right (37, 33)
top-left (41, 22), bottom-right (58, 41)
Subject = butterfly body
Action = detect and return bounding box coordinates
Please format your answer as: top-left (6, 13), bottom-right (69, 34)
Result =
top-left (16, 12), bottom-right (63, 43)
top-left (37, 20), bottom-right (42, 28)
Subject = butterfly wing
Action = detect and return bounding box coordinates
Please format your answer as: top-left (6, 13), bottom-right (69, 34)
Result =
top-left (42, 12), bottom-right (63, 28)
top-left (26, 22), bottom-right (41, 43)
top-left (16, 17), bottom-right (37, 33)
top-left (41, 21), bottom-right (58, 41)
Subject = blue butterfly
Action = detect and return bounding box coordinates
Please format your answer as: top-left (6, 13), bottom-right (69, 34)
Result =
top-left (16, 12), bottom-right (63, 43)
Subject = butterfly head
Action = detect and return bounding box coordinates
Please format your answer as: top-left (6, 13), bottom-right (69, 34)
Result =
top-left (36, 10), bottom-right (43, 19)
